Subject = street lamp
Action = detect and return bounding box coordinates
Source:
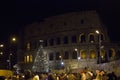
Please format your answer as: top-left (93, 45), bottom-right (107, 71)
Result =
top-left (9, 36), bottom-right (17, 70)
top-left (59, 56), bottom-right (62, 61)
top-left (75, 48), bottom-right (80, 69)
top-left (9, 53), bottom-right (12, 69)
top-left (0, 44), bottom-right (4, 48)
top-left (0, 44), bottom-right (4, 55)
top-left (59, 56), bottom-right (64, 69)
top-left (59, 56), bottom-right (64, 65)
top-left (95, 30), bottom-right (101, 64)
top-left (10, 37), bottom-right (17, 44)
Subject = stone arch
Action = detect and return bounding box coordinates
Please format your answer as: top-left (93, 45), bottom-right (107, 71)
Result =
top-left (72, 50), bottom-right (77, 59)
top-left (108, 48), bottom-right (116, 59)
top-left (90, 49), bottom-right (96, 59)
top-left (80, 50), bottom-right (87, 59)
top-left (88, 33), bottom-right (95, 43)
top-left (96, 33), bottom-right (105, 42)
top-left (100, 33), bottom-right (105, 41)
top-left (100, 49), bottom-right (106, 58)
top-left (79, 33), bottom-right (86, 43)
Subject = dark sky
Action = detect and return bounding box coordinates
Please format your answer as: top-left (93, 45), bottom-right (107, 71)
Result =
top-left (0, 0), bottom-right (120, 42)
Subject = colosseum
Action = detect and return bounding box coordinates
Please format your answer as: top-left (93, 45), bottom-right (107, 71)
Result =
top-left (18, 10), bottom-right (120, 74)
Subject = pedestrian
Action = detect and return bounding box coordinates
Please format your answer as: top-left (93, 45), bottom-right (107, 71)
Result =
top-left (48, 73), bottom-right (55, 80)
top-left (33, 73), bottom-right (40, 80)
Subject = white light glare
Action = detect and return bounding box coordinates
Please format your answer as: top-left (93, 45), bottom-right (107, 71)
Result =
top-left (78, 57), bottom-right (81, 60)
top-left (61, 62), bottom-right (64, 65)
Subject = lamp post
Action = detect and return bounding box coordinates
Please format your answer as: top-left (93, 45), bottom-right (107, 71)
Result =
top-left (75, 48), bottom-right (80, 69)
top-left (59, 56), bottom-right (64, 69)
top-left (0, 44), bottom-right (4, 55)
top-left (59, 56), bottom-right (64, 65)
top-left (9, 36), bottom-right (17, 70)
top-left (9, 53), bottom-right (12, 69)
top-left (0, 44), bottom-right (5, 69)
top-left (95, 30), bottom-right (101, 64)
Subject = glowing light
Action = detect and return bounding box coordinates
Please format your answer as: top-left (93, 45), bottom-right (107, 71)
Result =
top-left (59, 56), bottom-right (62, 58)
top-left (12, 37), bottom-right (16, 42)
top-left (78, 57), bottom-right (81, 60)
top-left (0, 44), bottom-right (4, 47)
top-left (95, 30), bottom-right (100, 34)
top-left (0, 52), bottom-right (3, 55)
top-left (75, 48), bottom-right (77, 51)
top-left (61, 62), bottom-right (64, 65)
top-left (27, 55), bottom-right (29, 62)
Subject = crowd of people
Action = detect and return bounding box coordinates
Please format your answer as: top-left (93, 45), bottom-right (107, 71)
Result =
top-left (3, 69), bottom-right (119, 80)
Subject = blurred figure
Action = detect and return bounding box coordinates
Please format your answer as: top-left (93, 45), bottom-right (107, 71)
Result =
top-left (86, 71), bottom-right (94, 80)
top-left (24, 70), bottom-right (33, 80)
top-left (107, 72), bottom-right (117, 80)
top-left (60, 73), bottom-right (67, 80)
top-left (33, 73), bottom-right (39, 80)
top-left (100, 70), bottom-right (108, 80)
top-left (93, 70), bottom-right (101, 80)
top-left (80, 70), bottom-right (87, 80)
top-left (67, 73), bottom-right (77, 80)
top-left (48, 73), bottom-right (55, 80)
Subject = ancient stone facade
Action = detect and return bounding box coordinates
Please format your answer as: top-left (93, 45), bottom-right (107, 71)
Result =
top-left (20, 10), bottom-right (120, 73)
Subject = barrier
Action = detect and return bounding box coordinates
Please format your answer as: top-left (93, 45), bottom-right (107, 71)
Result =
top-left (0, 70), bottom-right (13, 78)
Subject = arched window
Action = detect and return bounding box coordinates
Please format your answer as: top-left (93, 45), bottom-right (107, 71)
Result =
top-left (49, 38), bottom-right (54, 46)
top-left (56, 37), bottom-right (61, 45)
top-left (80, 34), bottom-right (86, 43)
top-left (108, 48), bottom-right (116, 59)
top-left (27, 42), bottom-right (30, 51)
top-left (30, 55), bottom-right (33, 62)
top-left (63, 36), bottom-right (68, 44)
top-left (90, 50), bottom-right (96, 59)
top-left (96, 34), bottom-right (105, 42)
top-left (63, 51), bottom-right (69, 59)
top-left (100, 34), bottom-right (104, 41)
top-left (71, 35), bottom-right (77, 43)
top-left (100, 49), bottom-right (105, 58)
top-left (89, 34), bottom-right (95, 43)
top-left (49, 52), bottom-right (54, 60)
top-left (24, 54), bottom-right (33, 63)
top-left (100, 49), bottom-right (109, 63)
top-left (108, 49), bottom-right (112, 58)
top-left (72, 50), bottom-right (77, 59)
top-left (26, 55), bottom-right (30, 63)
top-left (44, 40), bottom-right (48, 47)
top-left (55, 52), bottom-right (60, 60)
top-left (80, 50), bottom-right (87, 59)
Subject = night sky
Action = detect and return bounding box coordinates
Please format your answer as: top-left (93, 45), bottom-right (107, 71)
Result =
top-left (0, 0), bottom-right (120, 42)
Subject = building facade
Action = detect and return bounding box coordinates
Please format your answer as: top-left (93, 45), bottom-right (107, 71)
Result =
top-left (18, 10), bottom-right (120, 73)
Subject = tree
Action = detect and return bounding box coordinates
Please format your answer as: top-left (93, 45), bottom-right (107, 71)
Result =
top-left (32, 40), bottom-right (49, 72)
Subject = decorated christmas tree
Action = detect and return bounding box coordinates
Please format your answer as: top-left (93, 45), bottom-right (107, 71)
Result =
top-left (32, 40), bottom-right (49, 72)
